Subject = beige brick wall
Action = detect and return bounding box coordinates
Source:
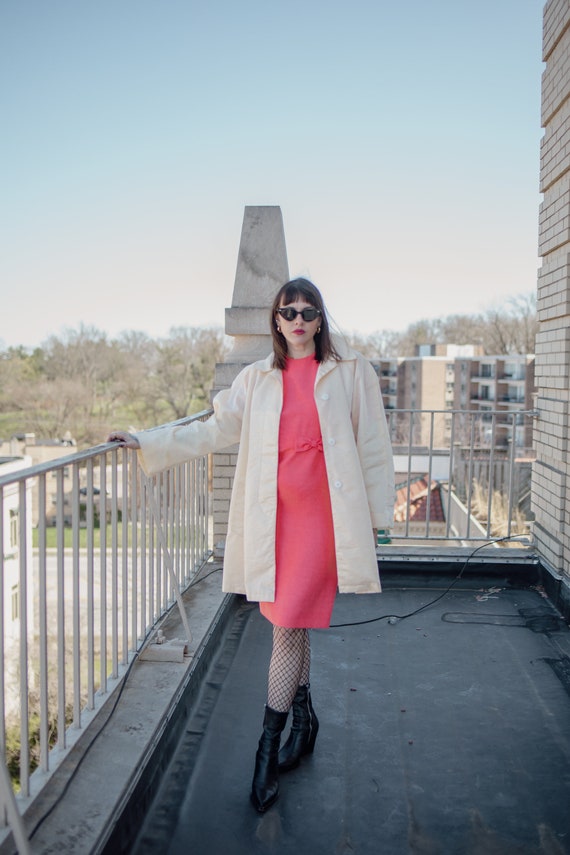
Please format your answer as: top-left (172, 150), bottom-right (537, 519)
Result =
top-left (212, 448), bottom-right (238, 553)
top-left (533, 0), bottom-right (570, 577)
top-left (543, 0), bottom-right (570, 60)
top-left (537, 254), bottom-right (570, 321)
top-left (539, 98), bottom-right (570, 193)
top-left (538, 176), bottom-right (570, 255)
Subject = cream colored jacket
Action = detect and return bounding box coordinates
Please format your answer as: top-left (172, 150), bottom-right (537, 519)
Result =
top-left (135, 338), bottom-right (395, 603)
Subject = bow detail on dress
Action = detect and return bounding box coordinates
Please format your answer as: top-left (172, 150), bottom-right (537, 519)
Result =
top-left (296, 436), bottom-right (323, 453)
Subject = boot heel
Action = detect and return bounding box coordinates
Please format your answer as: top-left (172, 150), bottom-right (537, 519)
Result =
top-left (278, 685), bottom-right (319, 771)
top-left (305, 692), bottom-right (319, 754)
top-left (306, 719), bottom-right (319, 754)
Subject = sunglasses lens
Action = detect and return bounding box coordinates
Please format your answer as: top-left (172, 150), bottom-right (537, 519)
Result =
top-left (278, 307), bottom-right (321, 321)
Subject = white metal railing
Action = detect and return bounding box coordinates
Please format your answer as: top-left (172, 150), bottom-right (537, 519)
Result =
top-left (0, 405), bottom-right (536, 839)
top-left (387, 407), bottom-right (537, 541)
top-left (0, 410), bottom-right (212, 824)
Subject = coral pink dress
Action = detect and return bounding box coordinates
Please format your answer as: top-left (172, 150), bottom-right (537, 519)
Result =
top-left (260, 354), bottom-right (338, 628)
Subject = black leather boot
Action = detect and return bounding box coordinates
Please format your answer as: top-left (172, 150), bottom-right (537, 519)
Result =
top-left (250, 706), bottom-right (289, 812)
top-left (278, 684), bottom-right (319, 772)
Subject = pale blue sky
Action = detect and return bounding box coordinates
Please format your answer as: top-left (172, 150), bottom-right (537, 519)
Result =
top-left (1, 0), bottom-right (544, 348)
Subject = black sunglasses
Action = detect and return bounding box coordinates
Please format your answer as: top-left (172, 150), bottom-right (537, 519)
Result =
top-left (276, 306), bottom-right (322, 322)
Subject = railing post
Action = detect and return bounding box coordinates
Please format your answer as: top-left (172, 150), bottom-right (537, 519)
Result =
top-left (143, 475), bottom-right (192, 646)
top-left (0, 759), bottom-right (30, 855)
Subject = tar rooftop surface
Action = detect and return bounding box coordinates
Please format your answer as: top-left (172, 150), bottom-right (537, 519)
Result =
top-left (129, 573), bottom-right (570, 855)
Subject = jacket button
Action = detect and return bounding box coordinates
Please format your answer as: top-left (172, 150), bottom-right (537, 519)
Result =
top-left (334, 480), bottom-right (343, 489)
top-left (328, 438), bottom-right (336, 445)
top-left (321, 393), bottom-right (330, 400)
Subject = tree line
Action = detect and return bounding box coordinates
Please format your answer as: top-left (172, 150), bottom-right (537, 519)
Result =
top-left (344, 293), bottom-right (537, 360)
top-left (0, 293), bottom-right (537, 449)
top-left (0, 326), bottom-right (229, 448)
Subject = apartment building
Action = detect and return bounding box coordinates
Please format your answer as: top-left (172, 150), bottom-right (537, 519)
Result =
top-left (372, 347), bottom-right (535, 450)
top-left (0, 433), bottom-right (77, 526)
top-left (396, 355), bottom-right (450, 446)
top-left (454, 354), bottom-right (535, 448)
top-left (0, 456), bottom-right (33, 655)
top-left (377, 358), bottom-right (399, 412)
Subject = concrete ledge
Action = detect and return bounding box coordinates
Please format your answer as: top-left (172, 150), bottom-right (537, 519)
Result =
top-left (377, 544), bottom-right (540, 570)
top-left (2, 564), bottom-right (237, 855)
top-left (538, 557), bottom-right (570, 623)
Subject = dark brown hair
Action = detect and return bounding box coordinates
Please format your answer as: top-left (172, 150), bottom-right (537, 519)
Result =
top-left (270, 278), bottom-right (341, 370)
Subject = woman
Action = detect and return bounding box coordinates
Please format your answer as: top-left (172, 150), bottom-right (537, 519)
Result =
top-left (107, 278), bottom-right (395, 813)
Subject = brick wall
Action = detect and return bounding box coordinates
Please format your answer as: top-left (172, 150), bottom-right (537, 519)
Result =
top-left (532, 0), bottom-right (570, 576)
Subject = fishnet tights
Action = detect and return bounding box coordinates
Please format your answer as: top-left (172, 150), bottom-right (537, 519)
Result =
top-left (267, 626), bottom-right (311, 712)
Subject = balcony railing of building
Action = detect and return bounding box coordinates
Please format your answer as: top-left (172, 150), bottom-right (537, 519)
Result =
top-left (0, 410), bottom-right (212, 845)
top-left (386, 407), bottom-right (536, 542)
top-left (498, 372), bottom-right (527, 382)
top-left (0, 406), bottom-right (537, 847)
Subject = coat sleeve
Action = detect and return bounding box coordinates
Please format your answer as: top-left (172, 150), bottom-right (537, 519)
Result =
top-left (135, 368), bottom-right (249, 476)
top-left (351, 355), bottom-right (396, 528)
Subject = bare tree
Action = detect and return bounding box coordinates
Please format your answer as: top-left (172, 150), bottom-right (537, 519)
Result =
top-left (41, 326), bottom-right (123, 416)
top-left (345, 291), bottom-right (537, 358)
top-left (0, 347), bottom-right (40, 413)
top-left (440, 314), bottom-right (486, 349)
top-left (146, 327), bottom-right (229, 423)
top-left (482, 293), bottom-right (537, 355)
top-left (113, 331), bottom-right (160, 425)
top-left (345, 330), bottom-right (402, 359)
